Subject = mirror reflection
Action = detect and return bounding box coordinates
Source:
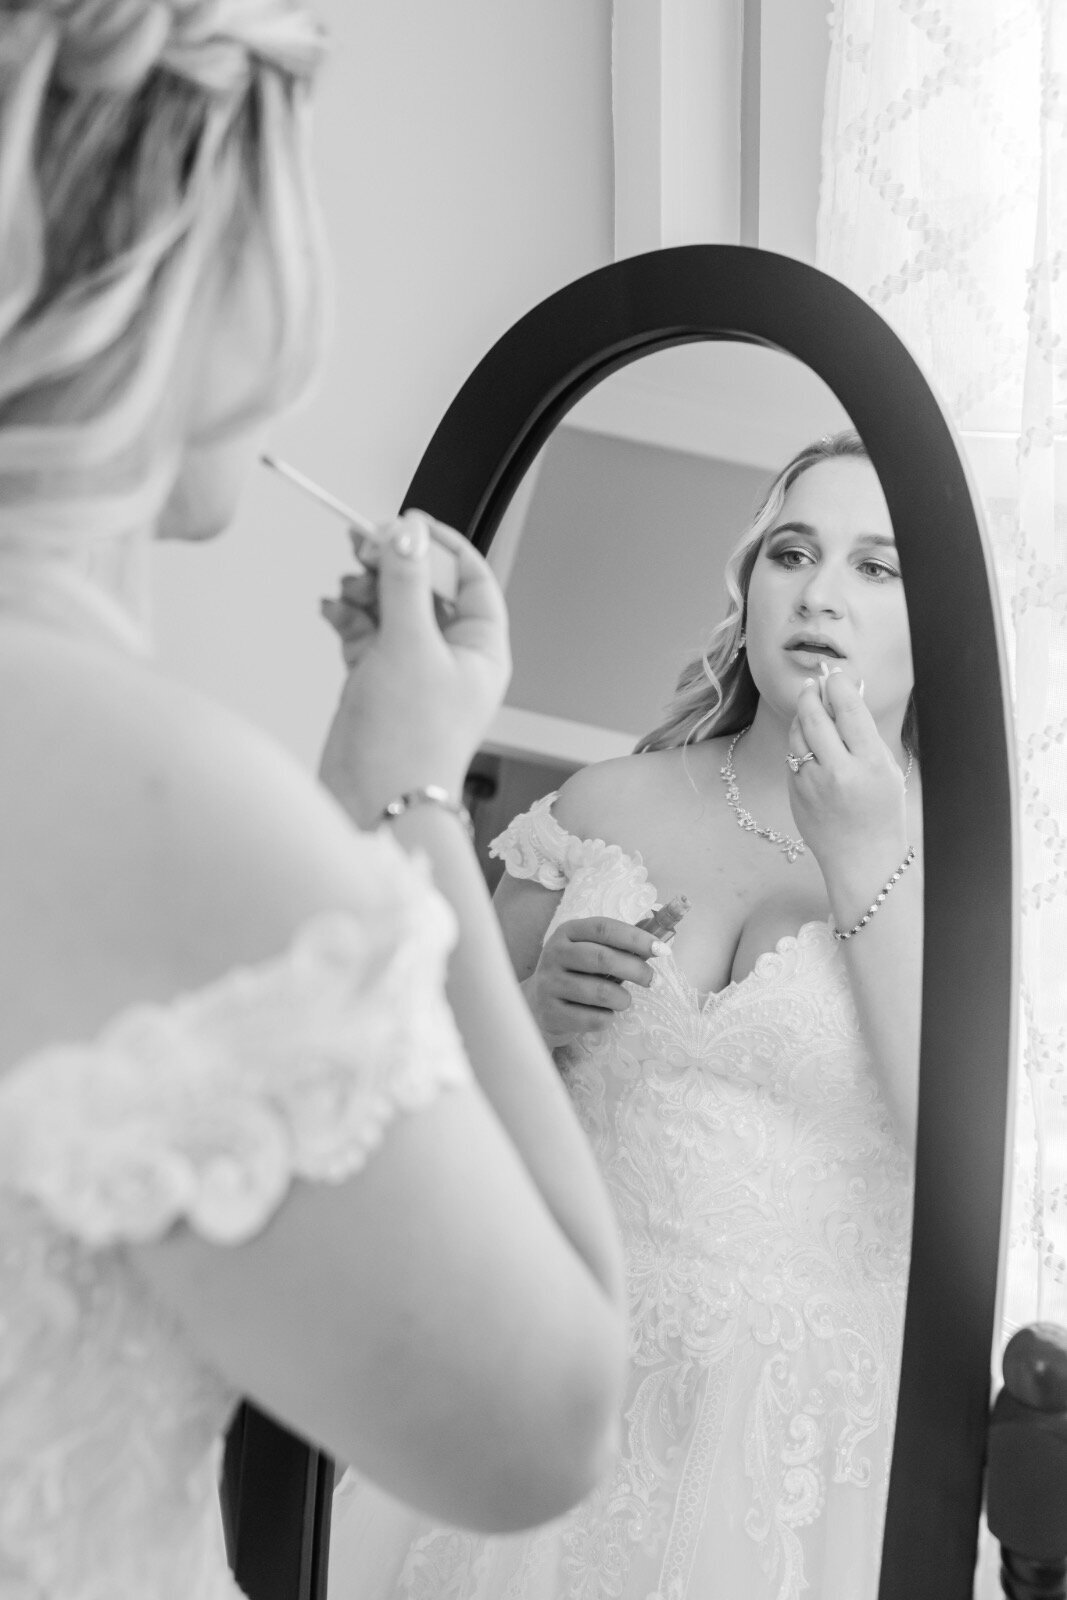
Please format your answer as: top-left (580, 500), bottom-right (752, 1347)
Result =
top-left (328, 345), bottom-right (921, 1600)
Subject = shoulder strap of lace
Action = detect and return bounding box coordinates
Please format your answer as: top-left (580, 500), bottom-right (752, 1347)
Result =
top-left (488, 792), bottom-right (579, 890)
top-left (0, 834), bottom-right (472, 1248)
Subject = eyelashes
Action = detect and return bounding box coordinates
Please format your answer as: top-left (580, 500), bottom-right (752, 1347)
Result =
top-left (767, 547), bottom-right (900, 583)
top-left (859, 560), bottom-right (900, 582)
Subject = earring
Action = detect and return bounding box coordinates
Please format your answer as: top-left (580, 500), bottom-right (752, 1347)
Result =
top-left (728, 631), bottom-right (747, 666)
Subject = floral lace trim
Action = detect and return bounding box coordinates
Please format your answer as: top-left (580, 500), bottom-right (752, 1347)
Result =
top-left (667, 917), bottom-right (839, 1009)
top-left (489, 792), bottom-right (568, 888)
top-left (489, 793), bottom-right (660, 926)
top-left (0, 846), bottom-right (471, 1249)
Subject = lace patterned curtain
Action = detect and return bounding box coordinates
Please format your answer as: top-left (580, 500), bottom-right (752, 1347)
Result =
top-left (817, 0), bottom-right (1067, 1350)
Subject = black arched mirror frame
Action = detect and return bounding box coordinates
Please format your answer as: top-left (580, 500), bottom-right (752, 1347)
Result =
top-left (227, 245), bottom-right (1018, 1600)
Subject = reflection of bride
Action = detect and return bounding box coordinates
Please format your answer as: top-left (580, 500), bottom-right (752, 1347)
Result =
top-left (329, 429), bottom-right (919, 1600)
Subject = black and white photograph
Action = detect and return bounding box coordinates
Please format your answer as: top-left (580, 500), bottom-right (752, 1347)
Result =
top-left (0, 5), bottom-right (1062, 1600)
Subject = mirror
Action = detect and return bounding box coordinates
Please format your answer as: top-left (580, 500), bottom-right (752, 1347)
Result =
top-left (446, 344), bottom-right (914, 1598)
top-left (400, 245), bottom-right (1015, 1600)
top-left (228, 246), bottom-right (1015, 1600)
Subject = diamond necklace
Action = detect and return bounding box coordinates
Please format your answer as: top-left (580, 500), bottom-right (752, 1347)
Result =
top-left (720, 727), bottom-right (915, 865)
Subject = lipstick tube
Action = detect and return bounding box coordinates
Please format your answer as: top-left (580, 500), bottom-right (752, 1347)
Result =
top-left (635, 894), bottom-right (691, 944)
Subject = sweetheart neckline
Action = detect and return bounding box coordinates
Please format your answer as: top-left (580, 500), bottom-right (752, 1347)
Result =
top-left (656, 918), bottom-right (838, 1011)
top-left (528, 796), bottom-right (839, 1008)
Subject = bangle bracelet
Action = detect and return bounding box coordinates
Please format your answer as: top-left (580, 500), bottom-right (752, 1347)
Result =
top-left (832, 845), bottom-right (916, 941)
top-left (379, 784), bottom-right (475, 841)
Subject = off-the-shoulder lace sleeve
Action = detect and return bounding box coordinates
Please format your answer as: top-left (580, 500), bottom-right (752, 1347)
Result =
top-left (488, 793), bottom-right (660, 932)
top-left (0, 833), bottom-right (471, 1249)
top-left (488, 792), bottom-right (572, 889)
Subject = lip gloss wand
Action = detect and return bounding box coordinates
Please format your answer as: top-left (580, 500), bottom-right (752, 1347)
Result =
top-left (259, 452), bottom-right (459, 605)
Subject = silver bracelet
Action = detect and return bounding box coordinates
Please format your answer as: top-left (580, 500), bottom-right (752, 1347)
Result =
top-left (379, 784), bottom-right (475, 841)
top-left (832, 845), bottom-right (916, 941)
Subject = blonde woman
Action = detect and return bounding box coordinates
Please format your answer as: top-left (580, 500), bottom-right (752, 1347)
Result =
top-left (328, 431), bottom-right (919, 1600)
top-left (0, 6), bottom-right (629, 1596)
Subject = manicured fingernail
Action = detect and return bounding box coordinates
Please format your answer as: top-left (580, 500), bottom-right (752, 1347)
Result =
top-left (827, 664), bottom-right (844, 676)
top-left (391, 516), bottom-right (429, 560)
top-left (651, 939), bottom-right (668, 956)
top-left (803, 677), bottom-right (815, 688)
top-left (819, 657), bottom-right (831, 679)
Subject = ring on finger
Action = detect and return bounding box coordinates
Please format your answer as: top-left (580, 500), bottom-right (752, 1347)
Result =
top-left (786, 749), bottom-right (817, 774)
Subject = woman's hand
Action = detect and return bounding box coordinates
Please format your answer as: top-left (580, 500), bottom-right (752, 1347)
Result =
top-left (786, 668), bottom-right (909, 884)
top-left (318, 513), bottom-right (511, 826)
top-left (524, 917), bottom-right (663, 1047)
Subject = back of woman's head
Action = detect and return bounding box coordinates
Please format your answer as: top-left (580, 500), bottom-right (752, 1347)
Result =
top-left (0, 1), bottom-right (325, 550)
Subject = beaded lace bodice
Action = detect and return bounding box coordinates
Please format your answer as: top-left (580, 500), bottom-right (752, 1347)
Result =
top-left (329, 793), bottom-right (914, 1600)
top-left (0, 569), bottom-right (473, 1600)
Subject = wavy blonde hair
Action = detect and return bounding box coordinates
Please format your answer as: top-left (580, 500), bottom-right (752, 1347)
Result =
top-left (0, 1), bottom-right (325, 551)
top-left (635, 429), bottom-right (918, 756)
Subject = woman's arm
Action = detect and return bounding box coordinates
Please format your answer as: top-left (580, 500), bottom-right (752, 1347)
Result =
top-left (116, 701), bottom-right (625, 1533)
top-left (489, 770), bottom-right (661, 1051)
top-left (821, 837), bottom-right (923, 1152)
top-left (492, 869), bottom-right (564, 984)
top-left (788, 670), bottom-right (923, 1152)
top-left (317, 526), bottom-right (628, 1308)
top-left (383, 803), bottom-right (625, 1304)
top-left (125, 520), bottom-right (628, 1532)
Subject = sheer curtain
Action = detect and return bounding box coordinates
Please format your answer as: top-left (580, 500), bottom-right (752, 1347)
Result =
top-left (817, 0), bottom-right (1067, 1356)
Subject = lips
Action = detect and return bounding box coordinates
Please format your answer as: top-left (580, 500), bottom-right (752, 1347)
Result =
top-left (784, 635), bottom-right (845, 659)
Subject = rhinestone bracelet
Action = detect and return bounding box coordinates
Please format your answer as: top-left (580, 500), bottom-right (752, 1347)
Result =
top-left (832, 845), bottom-right (916, 941)
top-left (379, 785), bottom-right (475, 841)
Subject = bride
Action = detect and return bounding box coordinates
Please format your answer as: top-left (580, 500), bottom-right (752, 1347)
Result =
top-left (0, 4), bottom-right (630, 1596)
top-left (328, 429), bottom-right (920, 1600)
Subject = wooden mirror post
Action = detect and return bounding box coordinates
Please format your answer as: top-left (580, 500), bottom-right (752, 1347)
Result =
top-left (222, 1404), bottom-right (333, 1600)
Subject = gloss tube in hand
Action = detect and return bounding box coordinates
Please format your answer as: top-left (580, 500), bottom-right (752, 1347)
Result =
top-left (635, 894), bottom-right (691, 945)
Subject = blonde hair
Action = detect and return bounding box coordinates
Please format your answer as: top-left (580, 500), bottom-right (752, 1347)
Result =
top-left (0, 1), bottom-right (325, 553)
top-left (635, 430), bottom-right (918, 756)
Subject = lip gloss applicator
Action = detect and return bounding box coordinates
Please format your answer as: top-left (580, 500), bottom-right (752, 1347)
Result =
top-left (260, 453), bottom-right (459, 605)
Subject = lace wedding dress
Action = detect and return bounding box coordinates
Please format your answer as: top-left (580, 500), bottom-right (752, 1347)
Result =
top-left (0, 562), bottom-right (473, 1600)
top-left (329, 793), bottom-right (913, 1600)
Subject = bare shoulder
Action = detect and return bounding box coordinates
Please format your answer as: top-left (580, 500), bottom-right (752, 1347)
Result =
top-left (553, 744), bottom-right (724, 850)
top-left (0, 626), bottom-right (378, 1061)
top-left (553, 752), bottom-right (664, 833)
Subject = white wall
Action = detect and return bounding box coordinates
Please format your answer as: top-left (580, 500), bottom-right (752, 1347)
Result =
top-left (151, 1), bottom-right (614, 768)
top-left (610, 0), bottom-right (830, 263)
top-left (758, 0), bottom-right (831, 263)
top-left (504, 426), bottom-right (769, 738)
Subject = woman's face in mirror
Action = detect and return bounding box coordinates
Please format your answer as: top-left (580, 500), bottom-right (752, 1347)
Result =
top-left (744, 456), bottom-right (914, 738)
